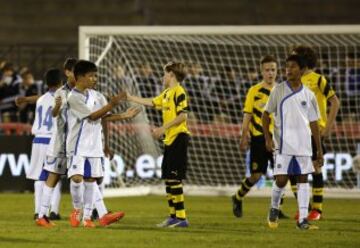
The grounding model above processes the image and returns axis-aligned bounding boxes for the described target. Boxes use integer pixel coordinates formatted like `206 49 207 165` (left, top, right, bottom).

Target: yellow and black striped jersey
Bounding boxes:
152 84 190 146
243 82 274 137
301 71 336 129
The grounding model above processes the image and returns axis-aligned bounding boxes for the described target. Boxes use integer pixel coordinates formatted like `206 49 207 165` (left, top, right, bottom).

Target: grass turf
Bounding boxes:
0 194 359 248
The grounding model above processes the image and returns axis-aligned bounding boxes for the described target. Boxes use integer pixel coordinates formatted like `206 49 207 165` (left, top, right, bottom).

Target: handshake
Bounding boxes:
109 91 128 106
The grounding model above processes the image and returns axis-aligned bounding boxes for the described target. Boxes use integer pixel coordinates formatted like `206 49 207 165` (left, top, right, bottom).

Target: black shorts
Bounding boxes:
311 136 327 161
161 133 190 180
249 135 274 174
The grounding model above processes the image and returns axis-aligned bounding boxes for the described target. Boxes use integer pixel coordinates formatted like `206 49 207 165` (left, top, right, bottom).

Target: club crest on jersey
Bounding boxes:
277 164 281 169
301 101 307 107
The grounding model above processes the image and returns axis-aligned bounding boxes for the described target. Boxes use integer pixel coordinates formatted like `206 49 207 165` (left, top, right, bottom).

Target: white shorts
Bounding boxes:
67 156 105 179
274 153 314 176
26 137 51 180
43 155 67 175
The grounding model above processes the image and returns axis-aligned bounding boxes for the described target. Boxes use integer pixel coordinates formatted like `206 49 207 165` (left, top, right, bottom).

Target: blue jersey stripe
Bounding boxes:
33 137 51 144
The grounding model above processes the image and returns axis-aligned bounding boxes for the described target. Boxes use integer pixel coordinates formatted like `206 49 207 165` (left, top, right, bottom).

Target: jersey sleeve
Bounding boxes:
308 93 320 122
68 93 92 120
318 76 336 99
243 87 255 114
175 88 189 114
264 86 278 114
152 90 165 109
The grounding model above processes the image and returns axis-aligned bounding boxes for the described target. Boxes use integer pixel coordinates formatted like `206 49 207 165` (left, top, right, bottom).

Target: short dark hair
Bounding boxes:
286 54 307 70
20 69 32 78
260 55 278 65
2 62 14 72
292 45 317 69
164 61 186 82
73 60 97 80
63 58 78 71
45 68 62 87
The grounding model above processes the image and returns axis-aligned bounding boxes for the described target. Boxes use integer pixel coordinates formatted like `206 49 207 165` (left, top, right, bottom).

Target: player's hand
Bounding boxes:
15 96 26 107
239 137 249 151
55 96 62 108
110 92 126 106
104 145 114 160
313 152 324 169
125 106 141 119
265 138 274 152
152 126 165 139
321 126 331 139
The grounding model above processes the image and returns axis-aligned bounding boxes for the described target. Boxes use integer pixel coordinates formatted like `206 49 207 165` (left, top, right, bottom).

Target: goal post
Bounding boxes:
79 25 360 197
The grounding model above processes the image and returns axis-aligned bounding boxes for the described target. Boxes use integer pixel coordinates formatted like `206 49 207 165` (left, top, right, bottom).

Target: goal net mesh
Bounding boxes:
82 28 360 193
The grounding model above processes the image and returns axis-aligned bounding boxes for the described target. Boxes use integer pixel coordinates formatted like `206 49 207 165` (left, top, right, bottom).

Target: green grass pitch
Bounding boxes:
0 194 359 248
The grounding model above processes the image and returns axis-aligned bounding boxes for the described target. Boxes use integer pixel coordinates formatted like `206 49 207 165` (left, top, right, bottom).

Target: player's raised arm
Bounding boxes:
15 95 40 107
102 106 141 122
126 92 154 107
81 92 125 121
52 96 62 117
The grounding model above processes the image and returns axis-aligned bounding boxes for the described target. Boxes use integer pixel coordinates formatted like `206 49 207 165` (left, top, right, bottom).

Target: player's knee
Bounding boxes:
313 167 322 174
46 173 60 187
297 175 308 183
275 176 287 188
84 178 96 183
71 175 83 183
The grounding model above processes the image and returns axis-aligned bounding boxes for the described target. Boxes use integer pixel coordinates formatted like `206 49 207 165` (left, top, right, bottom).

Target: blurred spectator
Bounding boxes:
239 67 258 111
16 70 39 123
343 53 360 120
183 63 214 123
136 63 159 98
345 53 360 96
211 66 242 124
135 63 161 125
0 62 22 122
111 64 133 92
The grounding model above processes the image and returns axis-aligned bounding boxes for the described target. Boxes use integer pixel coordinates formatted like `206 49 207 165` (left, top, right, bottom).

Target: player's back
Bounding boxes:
32 91 56 138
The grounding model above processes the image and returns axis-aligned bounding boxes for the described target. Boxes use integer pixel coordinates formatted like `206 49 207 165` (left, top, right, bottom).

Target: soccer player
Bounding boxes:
263 54 323 230
66 60 130 228
127 61 190 228
36 58 78 227
232 55 289 218
27 68 62 221
290 46 340 220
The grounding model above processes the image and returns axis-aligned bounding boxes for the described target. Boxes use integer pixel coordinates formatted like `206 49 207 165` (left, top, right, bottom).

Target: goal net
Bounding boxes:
79 26 360 197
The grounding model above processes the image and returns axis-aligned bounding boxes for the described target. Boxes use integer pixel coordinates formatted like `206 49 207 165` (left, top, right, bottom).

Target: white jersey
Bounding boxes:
66 88 108 157
265 81 320 156
32 91 56 138
47 83 72 157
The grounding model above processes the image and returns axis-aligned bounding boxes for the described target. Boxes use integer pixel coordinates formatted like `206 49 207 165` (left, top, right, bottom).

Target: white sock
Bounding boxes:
39 184 54 218
83 182 96 220
70 180 84 210
34 181 44 214
50 180 62 214
94 184 108 218
271 181 285 209
297 183 310 223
